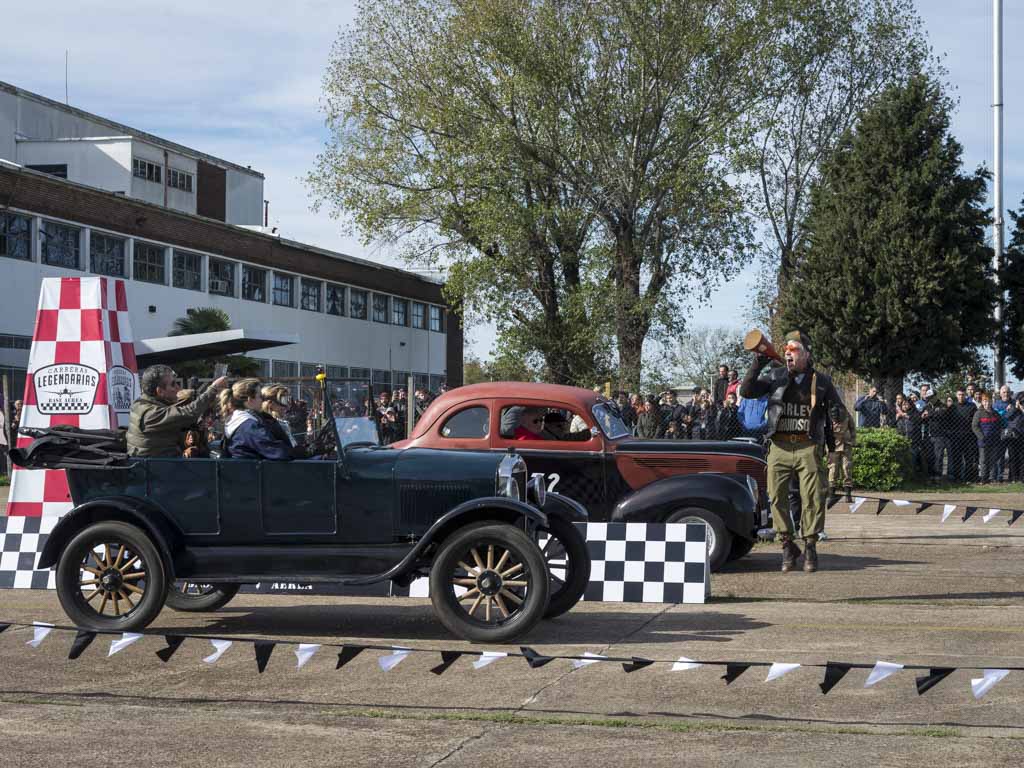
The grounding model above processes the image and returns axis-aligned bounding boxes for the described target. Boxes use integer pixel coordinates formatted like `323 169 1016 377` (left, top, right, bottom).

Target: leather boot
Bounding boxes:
844 486 853 504
803 538 818 572
826 486 840 508
781 537 802 572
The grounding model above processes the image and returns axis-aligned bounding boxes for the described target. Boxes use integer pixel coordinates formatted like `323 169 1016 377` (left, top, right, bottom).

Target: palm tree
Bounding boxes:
167 307 259 379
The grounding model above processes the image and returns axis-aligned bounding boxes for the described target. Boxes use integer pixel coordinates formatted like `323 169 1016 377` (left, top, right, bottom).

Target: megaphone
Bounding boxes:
743 329 782 363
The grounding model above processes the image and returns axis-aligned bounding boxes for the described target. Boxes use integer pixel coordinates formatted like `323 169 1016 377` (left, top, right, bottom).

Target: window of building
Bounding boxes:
372 293 389 323
208 258 236 296
391 297 409 326
350 367 370 382
40 220 81 269
133 242 167 284
350 289 368 320
172 250 203 291
167 168 194 193
440 407 489 439
414 373 430 393
272 359 300 400
372 369 392 390
132 158 162 184
0 333 33 350
250 358 271 378
411 302 426 330
1 213 32 261
392 371 411 391
273 273 295 307
326 365 348 380
301 279 322 312
326 284 345 316
429 305 445 333
242 265 267 302
26 164 68 179
90 233 126 277
429 374 445 392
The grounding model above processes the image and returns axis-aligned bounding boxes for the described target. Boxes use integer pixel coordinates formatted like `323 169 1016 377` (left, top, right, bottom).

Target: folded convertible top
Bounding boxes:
9 426 133 470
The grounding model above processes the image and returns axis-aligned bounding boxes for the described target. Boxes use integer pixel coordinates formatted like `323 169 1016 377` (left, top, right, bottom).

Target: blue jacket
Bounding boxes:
223 411 293 461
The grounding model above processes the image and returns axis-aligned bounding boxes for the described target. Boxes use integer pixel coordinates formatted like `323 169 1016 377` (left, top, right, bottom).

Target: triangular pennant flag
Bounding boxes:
572 652 606 670
295 643 320 670
156 635 185 663
1010 510 1024 527
983 508 1001 523
819 662 852 694
378 647 411 672
671 656 703 672
850 497 867 514
941 504 957 523
108 632 144 656
826 494 841 510
962 506 978 522
971 669 1010 699
0 623 10 635
721 664 750 684
336 645 363 669
622 657 655 673
68 630 97 660
864 661 903 687
916 667 955 695
473 651 507 670
203 639 232 664
27 622 54 648
875 499 887 516
254 641 275 674
891 499 912 507
765 662 801 682
520 647 555 669
916 504 931 515
430 651 463 675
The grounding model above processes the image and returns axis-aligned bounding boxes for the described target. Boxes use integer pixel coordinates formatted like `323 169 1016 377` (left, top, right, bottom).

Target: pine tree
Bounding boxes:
1002 198 1024 378
780 75 995 400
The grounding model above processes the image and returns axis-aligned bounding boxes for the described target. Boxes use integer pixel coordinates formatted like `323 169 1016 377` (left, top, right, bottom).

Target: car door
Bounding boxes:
490 398 613 518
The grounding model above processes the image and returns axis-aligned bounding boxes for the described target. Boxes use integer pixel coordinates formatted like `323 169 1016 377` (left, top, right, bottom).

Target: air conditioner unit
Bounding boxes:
210 279 228 293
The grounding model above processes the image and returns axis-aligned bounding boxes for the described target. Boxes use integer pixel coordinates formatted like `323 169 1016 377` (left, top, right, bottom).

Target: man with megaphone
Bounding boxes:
740 330 845 573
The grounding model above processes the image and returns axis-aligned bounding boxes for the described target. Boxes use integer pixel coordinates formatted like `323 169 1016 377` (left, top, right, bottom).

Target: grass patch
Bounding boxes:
0 474 9 487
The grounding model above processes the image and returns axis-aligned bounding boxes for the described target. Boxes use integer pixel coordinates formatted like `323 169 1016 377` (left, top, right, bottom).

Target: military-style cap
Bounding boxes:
784 330 811 350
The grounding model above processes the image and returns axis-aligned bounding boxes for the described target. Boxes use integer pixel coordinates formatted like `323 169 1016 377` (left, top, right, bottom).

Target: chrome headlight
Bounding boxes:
746 475 759 504
527 472 546 508
496 452 527 500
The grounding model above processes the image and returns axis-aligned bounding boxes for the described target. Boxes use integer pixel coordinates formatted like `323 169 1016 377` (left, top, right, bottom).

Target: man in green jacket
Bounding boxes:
127 365 228 457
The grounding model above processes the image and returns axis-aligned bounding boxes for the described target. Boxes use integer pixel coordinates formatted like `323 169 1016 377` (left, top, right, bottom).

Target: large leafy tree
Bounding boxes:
309 0 802 390
781 75 995 401
168 308 259 380
1002 198 1024 378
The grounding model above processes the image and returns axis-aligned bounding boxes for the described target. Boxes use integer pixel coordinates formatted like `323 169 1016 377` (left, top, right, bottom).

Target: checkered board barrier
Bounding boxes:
0 521 709 604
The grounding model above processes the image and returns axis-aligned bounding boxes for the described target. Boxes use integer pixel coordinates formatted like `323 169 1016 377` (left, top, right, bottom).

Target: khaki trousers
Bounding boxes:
828 450 853 488
768 439 826 539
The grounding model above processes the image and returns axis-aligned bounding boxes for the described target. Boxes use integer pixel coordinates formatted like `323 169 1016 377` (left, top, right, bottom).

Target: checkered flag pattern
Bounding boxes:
8 277 138 517
0 516 58 589
407 522 709 604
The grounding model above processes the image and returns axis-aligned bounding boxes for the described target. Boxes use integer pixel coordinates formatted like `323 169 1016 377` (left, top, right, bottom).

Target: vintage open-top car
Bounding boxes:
12 385 591 643
393 382 767 571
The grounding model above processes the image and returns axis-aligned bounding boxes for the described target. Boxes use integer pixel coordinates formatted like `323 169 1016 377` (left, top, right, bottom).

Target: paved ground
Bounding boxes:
2 496 1024 766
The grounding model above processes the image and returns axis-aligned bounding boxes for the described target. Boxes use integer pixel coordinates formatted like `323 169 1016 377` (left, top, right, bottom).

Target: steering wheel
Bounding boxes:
305 421 338 458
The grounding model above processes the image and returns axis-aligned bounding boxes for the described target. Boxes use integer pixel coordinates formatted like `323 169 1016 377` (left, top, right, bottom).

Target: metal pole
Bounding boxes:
994 0 1005 386
406 374 415 436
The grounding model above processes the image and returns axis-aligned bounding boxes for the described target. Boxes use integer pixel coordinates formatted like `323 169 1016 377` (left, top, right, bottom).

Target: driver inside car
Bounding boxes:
220 379 296 460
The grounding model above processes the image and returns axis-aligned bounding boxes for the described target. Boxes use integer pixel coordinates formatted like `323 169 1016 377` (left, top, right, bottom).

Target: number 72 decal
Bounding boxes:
545 473 560 493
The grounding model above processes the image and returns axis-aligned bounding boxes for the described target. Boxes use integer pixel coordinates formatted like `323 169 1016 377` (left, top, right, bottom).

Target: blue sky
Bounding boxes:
1 1 1020 365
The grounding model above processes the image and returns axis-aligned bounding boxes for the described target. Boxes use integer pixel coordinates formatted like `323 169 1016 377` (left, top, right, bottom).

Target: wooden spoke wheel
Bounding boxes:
429 523 549 643
56 521 167 631
165 581 240 613
539 517 590 619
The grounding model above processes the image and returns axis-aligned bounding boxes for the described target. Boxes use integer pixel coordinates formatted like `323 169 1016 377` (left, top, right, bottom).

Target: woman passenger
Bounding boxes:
261 384 297 448
220 379 293 460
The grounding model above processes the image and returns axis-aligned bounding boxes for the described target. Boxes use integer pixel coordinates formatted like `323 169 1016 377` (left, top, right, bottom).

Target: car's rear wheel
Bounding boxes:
56 521 167 631
540 517 590 619
165 582 240 612
728 536 755 562
665 507 732 572
429 523 549 643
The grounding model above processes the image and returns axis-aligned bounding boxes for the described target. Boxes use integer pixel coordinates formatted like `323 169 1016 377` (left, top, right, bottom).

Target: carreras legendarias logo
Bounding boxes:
33 363 100 415
108 365 137 413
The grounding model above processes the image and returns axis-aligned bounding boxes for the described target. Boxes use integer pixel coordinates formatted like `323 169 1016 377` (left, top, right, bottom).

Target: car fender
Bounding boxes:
540 491 589 525
37 496 182 574
611 473 756 538
346 497 548 585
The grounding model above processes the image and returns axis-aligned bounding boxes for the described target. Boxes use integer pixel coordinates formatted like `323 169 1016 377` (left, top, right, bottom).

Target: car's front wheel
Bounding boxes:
429 523 549 643
56 521 167 631
665 507 732 572
165 582 240 612
540 517 590 619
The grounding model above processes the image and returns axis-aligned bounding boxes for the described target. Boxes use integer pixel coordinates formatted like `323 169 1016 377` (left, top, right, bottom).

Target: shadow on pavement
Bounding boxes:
847 590 1024 602
720 552 922 574
152 606 771 645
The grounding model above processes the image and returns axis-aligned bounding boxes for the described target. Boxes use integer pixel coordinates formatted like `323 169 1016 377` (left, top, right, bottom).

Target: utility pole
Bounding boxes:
994 0 1005 386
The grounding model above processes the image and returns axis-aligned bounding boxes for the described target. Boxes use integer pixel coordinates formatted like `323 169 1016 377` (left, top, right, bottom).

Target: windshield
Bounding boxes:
333 416 380 447
592 402 631 440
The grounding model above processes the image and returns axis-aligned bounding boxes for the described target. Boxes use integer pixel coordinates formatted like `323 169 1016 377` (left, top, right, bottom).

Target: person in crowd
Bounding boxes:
895 393 926 476
716 392 742 440
656 390 683 439
854 386 888 428
966 382 978 404
740 330 844 573
726 369 741 403
261 384 298 448
827 404 856 503
693 398 715 440
513 408 547 440
928 395 955 479
953 388 979 482
377 390 400 445
635 395 661 439
392 388 409 440
1005 394 1024 482
713 364 729 408
220 378 293 461
127 366 228 458
616 391 637 431
0 398 7 476
973 391 1003 483
174 389 212 459
992 384 1014 480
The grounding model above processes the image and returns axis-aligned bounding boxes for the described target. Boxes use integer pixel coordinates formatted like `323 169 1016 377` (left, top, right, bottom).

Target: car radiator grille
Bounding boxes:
399 482 476 527
632 457 712 472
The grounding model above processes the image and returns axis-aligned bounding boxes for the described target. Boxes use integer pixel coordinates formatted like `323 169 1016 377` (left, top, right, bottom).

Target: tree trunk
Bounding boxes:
880 373 904 424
